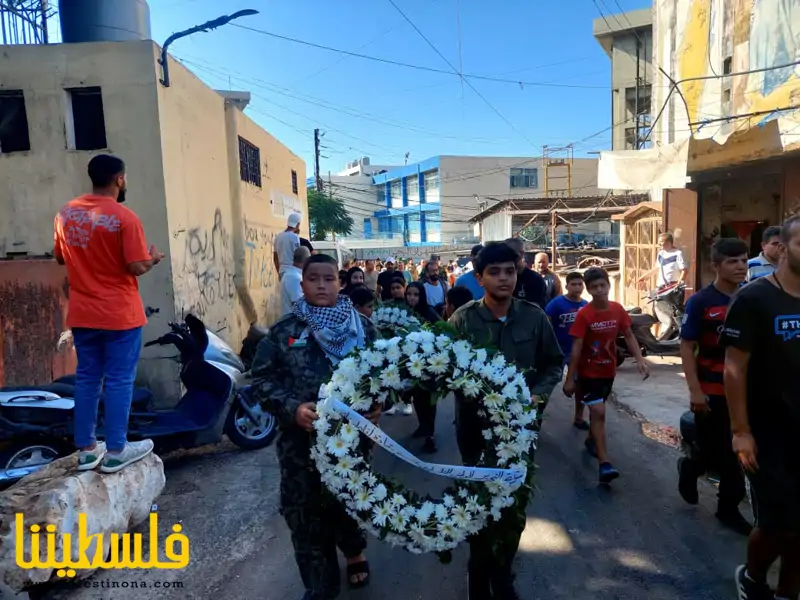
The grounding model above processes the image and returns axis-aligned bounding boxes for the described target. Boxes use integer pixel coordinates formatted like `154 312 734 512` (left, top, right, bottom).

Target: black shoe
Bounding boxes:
422 437 438 453
573 420 590 431
412 427 427 438
599 462 620 483
734 564 774 600
716 509 753 536
677 457 699 505
584 437 598 458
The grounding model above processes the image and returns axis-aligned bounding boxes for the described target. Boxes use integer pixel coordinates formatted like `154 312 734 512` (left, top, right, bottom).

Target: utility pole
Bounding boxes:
314 128 323 192
550 210 558 269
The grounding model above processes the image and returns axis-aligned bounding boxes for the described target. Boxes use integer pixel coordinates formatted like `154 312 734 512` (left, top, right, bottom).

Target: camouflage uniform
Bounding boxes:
251 314 378 600
448 298 563 598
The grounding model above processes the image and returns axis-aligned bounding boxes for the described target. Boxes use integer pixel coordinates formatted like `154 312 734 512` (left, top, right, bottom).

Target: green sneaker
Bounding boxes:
100 440 154 474
77 442 106 471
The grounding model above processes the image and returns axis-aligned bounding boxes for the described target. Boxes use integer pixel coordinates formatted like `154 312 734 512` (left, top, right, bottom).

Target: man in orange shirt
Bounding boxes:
54 154 164 474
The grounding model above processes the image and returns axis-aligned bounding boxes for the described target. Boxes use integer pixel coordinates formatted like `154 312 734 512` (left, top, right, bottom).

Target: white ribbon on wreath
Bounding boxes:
310 329 539 555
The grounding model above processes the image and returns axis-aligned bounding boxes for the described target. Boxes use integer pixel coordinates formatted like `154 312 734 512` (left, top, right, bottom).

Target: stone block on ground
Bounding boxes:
0 452 166 592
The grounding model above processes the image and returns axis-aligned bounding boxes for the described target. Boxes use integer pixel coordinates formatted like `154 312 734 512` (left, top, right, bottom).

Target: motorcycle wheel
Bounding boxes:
0 442 63 471
224 400 277 450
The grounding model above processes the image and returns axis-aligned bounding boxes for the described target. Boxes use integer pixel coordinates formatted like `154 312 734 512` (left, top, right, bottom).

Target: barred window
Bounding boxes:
239 137 262 187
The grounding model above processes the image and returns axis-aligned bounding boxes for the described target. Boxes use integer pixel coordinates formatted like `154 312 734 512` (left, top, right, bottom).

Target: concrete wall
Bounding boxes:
439 156 601 242
610 29 654 151
0 42 307 399
156 54 308 354
0 40 176 398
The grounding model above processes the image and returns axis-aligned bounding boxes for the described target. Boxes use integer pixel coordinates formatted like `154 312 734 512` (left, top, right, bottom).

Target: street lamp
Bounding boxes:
159 9 259 87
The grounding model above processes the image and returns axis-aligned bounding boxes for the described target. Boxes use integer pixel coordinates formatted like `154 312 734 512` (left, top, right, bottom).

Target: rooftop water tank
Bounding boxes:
59 0 151 43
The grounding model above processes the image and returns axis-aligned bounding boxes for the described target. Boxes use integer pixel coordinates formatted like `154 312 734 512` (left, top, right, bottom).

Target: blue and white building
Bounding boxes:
321 154 601 248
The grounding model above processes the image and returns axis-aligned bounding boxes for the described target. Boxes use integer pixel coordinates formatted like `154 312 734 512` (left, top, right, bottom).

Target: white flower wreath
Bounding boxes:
311 329 538 556
372 306 422 334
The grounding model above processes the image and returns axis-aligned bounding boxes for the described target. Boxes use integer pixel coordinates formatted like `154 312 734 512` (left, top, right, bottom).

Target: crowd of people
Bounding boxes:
52 154 798 600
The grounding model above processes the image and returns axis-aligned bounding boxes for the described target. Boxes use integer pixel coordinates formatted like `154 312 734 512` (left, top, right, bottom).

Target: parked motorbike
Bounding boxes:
616 282 688 364
0 315 276 485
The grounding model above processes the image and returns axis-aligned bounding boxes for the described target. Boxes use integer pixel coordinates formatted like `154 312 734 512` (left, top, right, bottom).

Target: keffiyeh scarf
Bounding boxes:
293 295 366 364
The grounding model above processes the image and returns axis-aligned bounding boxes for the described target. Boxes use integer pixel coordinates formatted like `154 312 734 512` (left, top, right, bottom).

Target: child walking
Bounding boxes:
545 271 589 430
564 267 650 483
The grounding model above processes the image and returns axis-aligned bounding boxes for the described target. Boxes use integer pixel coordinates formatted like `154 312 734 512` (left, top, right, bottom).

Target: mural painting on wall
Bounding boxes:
666 0 800 136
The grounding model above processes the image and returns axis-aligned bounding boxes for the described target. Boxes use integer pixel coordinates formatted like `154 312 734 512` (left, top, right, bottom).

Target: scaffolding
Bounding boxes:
542 145 573 197
0 0 52 45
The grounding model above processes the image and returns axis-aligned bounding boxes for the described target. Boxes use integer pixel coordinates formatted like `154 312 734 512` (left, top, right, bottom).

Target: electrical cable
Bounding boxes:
230 23 607 90
385 0 540 150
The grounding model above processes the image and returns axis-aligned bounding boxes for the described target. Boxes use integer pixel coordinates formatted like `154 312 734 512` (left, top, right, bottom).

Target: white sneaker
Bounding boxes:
100 440 154 474
77 442 106 471
385 405 398 415
402 404 413 416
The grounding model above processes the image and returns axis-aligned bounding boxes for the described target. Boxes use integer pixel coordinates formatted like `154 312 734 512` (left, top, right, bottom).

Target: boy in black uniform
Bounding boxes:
678 238 750 535
721 216 800 600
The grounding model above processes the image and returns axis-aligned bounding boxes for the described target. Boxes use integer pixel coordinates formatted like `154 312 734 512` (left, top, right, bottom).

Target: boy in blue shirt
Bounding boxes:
545 272 589 430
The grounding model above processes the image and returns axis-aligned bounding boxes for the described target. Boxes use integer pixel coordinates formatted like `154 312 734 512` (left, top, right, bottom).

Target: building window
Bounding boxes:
0 90 31 154
66 87 107 151
423 170 439 191
510 168 538 188
238 136 262 187
291 170 298 194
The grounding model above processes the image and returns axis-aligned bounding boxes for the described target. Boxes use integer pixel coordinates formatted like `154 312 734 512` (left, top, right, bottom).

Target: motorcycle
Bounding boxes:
0 315 276 485
616 282 688 364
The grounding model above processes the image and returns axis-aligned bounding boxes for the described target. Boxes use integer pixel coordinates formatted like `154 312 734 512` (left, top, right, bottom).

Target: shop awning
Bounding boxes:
598 117 800 191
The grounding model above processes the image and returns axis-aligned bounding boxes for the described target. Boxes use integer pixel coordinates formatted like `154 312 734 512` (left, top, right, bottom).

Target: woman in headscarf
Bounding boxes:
340 266 366 296
251 254 379 597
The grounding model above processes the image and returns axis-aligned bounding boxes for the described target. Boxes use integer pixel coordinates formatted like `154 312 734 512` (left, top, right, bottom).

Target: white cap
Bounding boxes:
385 257 396 264
287 212 302 227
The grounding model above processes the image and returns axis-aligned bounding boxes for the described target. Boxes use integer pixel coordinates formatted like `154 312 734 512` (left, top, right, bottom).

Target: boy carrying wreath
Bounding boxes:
251 254 382 600
449 241 564 600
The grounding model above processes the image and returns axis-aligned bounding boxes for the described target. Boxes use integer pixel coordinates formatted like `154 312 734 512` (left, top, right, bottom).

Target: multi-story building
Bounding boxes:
309 157 399 239
593 8 654 151
328 155 600 247
0 8 306 399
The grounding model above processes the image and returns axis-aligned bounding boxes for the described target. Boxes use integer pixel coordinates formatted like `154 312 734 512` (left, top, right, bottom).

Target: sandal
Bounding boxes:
346 560 370 589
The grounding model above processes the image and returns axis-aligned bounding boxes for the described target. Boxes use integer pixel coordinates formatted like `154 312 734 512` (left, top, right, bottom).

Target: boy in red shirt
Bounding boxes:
564 267 650 482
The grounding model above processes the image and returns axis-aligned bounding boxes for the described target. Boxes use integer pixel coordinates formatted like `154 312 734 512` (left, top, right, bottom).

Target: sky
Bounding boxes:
62 0 651 175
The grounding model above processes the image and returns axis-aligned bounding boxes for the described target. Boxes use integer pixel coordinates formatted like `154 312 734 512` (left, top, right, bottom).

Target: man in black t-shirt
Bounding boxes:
720 216 800 600
376 257 398 301
505 238 546 308
678 238 749 534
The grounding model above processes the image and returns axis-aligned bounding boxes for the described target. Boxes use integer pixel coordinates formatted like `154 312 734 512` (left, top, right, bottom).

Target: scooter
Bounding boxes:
0 315 276 485
616 283 688 364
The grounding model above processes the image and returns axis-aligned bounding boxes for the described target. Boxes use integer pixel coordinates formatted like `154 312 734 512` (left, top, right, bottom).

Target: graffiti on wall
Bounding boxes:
243 216 280 324
661 0 800 136
174 208 235 332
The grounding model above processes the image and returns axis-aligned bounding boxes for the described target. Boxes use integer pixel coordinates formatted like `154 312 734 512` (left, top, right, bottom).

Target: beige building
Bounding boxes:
0 40 307 400
593 8 654 151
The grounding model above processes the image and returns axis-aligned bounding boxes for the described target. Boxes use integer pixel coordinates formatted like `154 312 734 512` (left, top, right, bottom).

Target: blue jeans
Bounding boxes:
72 327 142 452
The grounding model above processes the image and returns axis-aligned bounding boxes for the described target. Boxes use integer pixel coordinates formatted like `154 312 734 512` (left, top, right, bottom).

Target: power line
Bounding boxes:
230 23 607 90
385 0 539 149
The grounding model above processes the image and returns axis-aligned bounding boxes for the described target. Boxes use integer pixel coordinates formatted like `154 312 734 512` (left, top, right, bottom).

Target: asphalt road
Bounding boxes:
41 389 747 600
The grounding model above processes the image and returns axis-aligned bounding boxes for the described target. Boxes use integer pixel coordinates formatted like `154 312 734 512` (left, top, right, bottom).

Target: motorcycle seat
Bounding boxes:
630 313 658 328
0 381 153 408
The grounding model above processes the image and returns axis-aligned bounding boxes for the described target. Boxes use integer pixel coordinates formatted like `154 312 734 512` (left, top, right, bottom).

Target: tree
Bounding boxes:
307 189 354 241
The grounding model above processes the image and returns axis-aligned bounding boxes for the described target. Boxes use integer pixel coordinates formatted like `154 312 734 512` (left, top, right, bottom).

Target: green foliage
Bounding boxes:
308 188 354 241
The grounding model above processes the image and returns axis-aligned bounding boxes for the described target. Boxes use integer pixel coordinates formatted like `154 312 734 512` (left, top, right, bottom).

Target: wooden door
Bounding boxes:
664 189 698 295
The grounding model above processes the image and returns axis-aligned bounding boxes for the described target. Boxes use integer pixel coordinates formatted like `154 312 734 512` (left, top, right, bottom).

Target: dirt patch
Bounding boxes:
609 391 682 449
